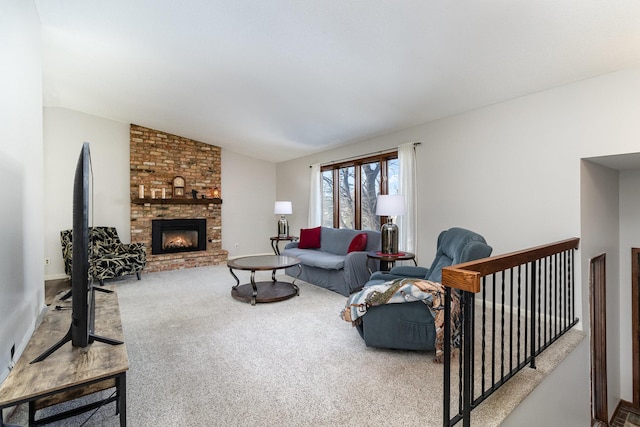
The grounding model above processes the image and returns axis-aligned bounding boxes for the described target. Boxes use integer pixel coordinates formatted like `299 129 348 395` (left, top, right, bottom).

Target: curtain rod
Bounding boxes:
310 142 421 168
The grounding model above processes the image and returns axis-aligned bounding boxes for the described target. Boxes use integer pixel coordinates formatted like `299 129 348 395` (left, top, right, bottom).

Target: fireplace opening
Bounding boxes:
152 219 207 255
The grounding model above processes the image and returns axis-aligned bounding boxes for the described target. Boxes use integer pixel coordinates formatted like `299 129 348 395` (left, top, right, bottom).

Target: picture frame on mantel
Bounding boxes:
172 176 185 197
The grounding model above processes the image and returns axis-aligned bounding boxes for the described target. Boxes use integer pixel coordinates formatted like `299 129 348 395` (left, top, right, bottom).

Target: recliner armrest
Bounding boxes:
367 265 429 283
388 265 430 278
368 272 404 282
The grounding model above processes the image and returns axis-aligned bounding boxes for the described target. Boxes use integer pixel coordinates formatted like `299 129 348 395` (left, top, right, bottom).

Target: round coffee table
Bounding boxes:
227 255 302 305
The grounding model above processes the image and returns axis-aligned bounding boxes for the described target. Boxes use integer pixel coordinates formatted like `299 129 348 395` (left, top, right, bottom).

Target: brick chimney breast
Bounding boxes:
130 124 227 272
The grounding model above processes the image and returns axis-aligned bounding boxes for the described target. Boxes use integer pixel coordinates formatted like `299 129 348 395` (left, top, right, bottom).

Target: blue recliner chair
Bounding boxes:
355 227 492 350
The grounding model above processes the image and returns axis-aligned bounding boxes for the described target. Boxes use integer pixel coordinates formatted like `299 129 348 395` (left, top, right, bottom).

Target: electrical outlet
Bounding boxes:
44 258 50 265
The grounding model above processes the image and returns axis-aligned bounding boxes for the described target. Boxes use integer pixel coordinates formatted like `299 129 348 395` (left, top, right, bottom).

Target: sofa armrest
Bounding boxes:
126 243 147 253
343 251 377 293
102 243 146 263
126 243 147 262
110 242 130 254
283 241 299 250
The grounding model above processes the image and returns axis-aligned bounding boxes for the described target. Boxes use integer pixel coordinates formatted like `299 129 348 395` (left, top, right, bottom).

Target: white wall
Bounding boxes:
276 141 394 241
42 108 278 277
0 0 45 383
277 67 640 424
282 67 640 256
619 169 640 401
580 160 621 419
7 1 640 418
502 339 591 426
221 149 276 258
43 108 130 279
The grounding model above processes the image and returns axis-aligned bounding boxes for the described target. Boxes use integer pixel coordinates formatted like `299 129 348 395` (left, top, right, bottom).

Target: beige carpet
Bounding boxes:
8 265 584 426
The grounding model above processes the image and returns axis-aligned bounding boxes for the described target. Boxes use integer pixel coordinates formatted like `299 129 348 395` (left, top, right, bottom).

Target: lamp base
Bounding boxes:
277 216 289 238
380 222 398 255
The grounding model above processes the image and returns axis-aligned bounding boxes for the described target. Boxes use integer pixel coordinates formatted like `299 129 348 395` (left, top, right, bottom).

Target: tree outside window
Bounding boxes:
321 153 398 230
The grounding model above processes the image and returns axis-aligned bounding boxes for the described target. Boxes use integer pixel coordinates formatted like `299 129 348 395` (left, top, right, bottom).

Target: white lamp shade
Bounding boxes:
274 201 293 215
375 195 405 216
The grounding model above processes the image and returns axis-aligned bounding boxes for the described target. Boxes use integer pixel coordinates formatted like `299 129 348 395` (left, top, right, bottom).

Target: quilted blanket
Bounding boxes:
340 278 461 362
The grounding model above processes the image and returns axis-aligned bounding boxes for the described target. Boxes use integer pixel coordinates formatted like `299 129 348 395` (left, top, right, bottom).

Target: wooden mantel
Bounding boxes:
131 198 222 205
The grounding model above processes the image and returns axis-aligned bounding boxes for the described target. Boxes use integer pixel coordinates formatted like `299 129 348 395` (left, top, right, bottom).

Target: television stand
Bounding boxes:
32 286 122 363
30 329 124 364
0 288 128 426
60 283 114 301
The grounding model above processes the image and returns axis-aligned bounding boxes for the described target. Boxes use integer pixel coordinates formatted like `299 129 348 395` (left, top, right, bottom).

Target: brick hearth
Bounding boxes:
129 124 227 272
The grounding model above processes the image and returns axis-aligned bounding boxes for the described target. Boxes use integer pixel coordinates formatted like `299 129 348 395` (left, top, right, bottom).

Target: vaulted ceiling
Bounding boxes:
34 1 640 162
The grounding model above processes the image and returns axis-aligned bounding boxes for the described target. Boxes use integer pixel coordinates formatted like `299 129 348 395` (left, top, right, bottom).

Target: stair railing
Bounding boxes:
441 237 580 427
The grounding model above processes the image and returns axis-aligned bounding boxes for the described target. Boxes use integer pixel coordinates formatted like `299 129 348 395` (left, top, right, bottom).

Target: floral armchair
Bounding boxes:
60 226 147 285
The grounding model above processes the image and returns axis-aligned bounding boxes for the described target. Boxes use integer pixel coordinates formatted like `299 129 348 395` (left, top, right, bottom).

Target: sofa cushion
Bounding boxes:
299 226 321 249
320 227 358 255
279 247 309 257
348 233 368 253
296 251 345 270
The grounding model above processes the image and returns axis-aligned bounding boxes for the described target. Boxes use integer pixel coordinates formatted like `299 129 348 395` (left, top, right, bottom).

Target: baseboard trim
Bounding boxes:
44 273 69 281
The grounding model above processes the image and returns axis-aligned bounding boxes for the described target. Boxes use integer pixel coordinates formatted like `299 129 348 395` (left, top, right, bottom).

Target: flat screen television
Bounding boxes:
71 141 91 347
32 142 120 363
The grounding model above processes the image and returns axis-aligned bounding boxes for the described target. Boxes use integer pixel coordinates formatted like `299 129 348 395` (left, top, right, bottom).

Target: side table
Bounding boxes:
367 251 417 274
270 236 298 255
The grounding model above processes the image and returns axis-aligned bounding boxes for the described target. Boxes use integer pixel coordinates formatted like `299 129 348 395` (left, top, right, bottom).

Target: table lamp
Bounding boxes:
274 201 292 238
376 195 405 255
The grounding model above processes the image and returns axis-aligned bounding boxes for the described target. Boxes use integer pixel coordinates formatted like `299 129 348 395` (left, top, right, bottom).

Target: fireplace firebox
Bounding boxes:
152 219 207 255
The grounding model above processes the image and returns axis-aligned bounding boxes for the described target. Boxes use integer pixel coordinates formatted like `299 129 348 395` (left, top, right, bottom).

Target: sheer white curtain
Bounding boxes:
308 163 322 227
398 142 417 254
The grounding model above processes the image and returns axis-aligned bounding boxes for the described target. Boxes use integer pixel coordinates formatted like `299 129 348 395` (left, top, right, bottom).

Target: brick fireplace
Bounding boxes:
151 218 207 255
130 124 228 272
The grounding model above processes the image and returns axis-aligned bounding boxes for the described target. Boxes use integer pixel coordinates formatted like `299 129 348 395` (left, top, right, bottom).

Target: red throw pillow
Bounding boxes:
347 233 368 253
298 226 321 249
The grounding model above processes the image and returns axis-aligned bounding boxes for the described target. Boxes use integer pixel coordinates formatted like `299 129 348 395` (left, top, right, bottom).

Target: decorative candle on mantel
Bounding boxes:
151 189 156 199
138 184 144 199
162 188 166 199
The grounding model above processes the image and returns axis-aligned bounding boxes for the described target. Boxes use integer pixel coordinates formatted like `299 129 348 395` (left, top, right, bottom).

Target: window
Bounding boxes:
321 152 399 230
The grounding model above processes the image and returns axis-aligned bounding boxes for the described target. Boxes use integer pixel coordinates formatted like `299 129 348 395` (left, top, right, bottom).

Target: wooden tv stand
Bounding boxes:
0 288 128 426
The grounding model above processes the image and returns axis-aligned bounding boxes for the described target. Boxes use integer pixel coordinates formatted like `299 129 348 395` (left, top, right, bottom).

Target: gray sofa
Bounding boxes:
281 227 381 296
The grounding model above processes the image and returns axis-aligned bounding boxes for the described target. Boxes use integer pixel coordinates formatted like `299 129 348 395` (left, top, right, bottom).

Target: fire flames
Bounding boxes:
164 236 193 249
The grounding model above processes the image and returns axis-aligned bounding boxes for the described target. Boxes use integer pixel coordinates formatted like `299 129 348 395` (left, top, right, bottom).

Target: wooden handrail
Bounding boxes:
442 237 580 293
